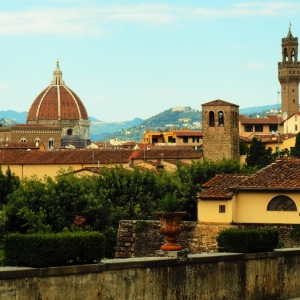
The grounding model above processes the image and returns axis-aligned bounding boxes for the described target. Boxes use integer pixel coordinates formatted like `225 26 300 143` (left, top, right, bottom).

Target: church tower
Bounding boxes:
278 24 300 118
202 99 239 161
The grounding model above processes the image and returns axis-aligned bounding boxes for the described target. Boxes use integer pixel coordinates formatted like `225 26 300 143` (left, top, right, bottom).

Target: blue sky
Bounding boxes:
0 1 300 122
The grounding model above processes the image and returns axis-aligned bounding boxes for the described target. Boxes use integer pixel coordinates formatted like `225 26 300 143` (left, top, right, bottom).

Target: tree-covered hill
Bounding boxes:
97 107 202 142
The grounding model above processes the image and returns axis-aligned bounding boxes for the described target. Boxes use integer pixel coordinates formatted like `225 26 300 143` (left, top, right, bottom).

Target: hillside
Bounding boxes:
0 103 279 143
98 107 202 142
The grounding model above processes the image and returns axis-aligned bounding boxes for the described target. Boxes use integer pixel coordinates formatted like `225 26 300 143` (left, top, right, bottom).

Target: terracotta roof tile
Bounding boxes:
199 174 248 199
239 115 282 125
199 158 300 200
202 99 239 107
237 158 300 189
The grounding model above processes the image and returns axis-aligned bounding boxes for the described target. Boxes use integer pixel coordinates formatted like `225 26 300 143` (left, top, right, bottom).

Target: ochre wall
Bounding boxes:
235 191 300 224
3 163 128 179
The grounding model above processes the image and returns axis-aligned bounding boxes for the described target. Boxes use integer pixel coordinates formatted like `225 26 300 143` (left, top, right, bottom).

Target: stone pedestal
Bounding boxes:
155 248 188 259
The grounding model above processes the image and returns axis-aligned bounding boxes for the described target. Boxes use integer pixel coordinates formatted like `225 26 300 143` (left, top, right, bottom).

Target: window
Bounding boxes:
67 129 73 136
168 136 173 143
192 137 200 143
218 111 224 127
269 125 278 132
295 125 298 131
267 195 297 211
48 139 54 149
183 137 188 143
219 205 226 213
255 125 263 132
244 125 253 132
209 111 215 127
20 138 26 143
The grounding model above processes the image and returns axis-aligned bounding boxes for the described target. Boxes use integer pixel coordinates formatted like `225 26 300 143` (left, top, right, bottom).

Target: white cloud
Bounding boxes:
245 62 266 69
0 2 299 36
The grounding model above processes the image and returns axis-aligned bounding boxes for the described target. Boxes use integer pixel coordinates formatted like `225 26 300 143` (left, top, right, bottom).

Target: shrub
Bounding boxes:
4 231 105 267
216 228 279 253
158 192 182 212
289 225 300 241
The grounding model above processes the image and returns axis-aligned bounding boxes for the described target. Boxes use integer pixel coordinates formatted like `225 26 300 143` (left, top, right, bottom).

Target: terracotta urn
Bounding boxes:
156 211 186 251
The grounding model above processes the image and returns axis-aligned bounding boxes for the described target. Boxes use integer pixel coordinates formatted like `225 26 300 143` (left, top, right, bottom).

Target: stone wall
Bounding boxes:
1 249 300 299
115 220 299 258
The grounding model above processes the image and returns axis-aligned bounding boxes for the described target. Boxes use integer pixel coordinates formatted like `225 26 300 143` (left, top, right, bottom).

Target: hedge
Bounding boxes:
4 231 106 268
216 228 279 253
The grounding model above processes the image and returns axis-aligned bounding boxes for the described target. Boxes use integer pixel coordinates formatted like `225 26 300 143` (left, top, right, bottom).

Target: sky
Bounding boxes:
0 1 300 122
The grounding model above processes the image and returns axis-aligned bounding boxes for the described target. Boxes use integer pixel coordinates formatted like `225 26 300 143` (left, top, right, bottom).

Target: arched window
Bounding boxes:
283 48 288 62
292 48 295 62
20 138 26 143
48 139 54 149
267 195 297 211
218 111 224 127
209 111 215 127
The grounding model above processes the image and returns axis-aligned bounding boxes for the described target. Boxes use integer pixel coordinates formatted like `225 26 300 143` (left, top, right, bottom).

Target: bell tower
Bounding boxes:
202 99 239 161
278 24 300 118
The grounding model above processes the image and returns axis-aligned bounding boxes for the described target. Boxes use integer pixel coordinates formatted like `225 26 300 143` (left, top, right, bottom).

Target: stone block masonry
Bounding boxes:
1 250 300 299
115 220 300 258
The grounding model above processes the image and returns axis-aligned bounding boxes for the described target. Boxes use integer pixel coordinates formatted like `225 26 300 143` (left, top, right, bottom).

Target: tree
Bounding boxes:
291 132 300 158
246 137 275 169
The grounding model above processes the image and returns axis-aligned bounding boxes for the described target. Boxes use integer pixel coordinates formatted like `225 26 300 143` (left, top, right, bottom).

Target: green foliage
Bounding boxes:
158 192 182 212
0 166 20 206
291 132 300 158
217 228 279 253
289 225 300 241
1 159 252 258
239 142 248 155
246 137 276 169
4 231 105 267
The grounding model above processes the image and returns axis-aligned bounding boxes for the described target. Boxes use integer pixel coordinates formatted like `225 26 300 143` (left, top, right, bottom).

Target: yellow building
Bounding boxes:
239 115 283 137
142 128 203 149
0 148 202 179
198 158 300 224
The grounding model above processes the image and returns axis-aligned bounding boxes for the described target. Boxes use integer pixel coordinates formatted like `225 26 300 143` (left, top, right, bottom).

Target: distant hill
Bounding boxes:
0 104 279 143
240 104 279 117
90 118 144 141
97 107 202 142
0 110 27 124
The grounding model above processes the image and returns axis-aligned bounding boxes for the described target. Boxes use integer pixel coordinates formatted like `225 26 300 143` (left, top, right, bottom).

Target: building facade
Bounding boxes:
202 99 239 161
278 24 300 118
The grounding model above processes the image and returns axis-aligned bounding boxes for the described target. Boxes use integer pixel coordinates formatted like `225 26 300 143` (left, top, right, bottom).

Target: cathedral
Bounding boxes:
0 61 90 149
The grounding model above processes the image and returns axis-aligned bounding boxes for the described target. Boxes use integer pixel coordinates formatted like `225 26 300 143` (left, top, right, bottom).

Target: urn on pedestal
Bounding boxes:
156 192 186 251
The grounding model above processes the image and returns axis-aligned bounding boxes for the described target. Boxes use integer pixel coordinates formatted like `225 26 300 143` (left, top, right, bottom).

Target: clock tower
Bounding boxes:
278 24 300 118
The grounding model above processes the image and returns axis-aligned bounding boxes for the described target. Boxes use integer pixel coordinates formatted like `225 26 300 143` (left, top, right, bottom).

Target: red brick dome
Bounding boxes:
27 61 88 124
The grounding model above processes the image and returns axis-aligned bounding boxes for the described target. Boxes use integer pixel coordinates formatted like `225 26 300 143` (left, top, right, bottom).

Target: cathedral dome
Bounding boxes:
27 61 88 124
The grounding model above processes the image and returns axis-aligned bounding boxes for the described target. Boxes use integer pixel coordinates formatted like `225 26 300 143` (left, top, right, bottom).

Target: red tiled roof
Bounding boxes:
27 85 88 122
237 158 300 189
0 149 131 165
284 111 300 121
202 99 239 107
174 131 203 137
239 115 282 125
133 149 202 160
247 133 296 143
0 148 202 165
199 174 248 199
198 158 300 200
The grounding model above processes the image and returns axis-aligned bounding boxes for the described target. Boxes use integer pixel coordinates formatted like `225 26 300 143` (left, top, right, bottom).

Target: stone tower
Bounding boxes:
202 99 239 161
278 24 300 119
